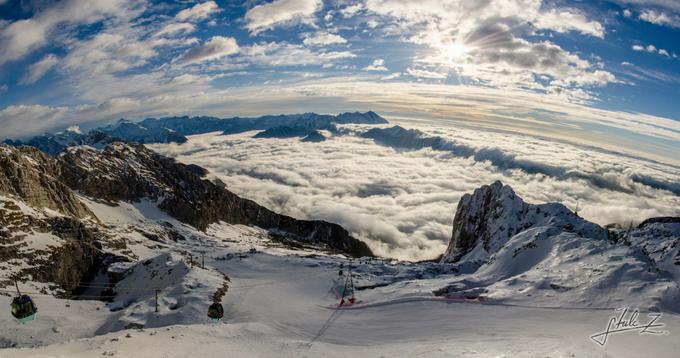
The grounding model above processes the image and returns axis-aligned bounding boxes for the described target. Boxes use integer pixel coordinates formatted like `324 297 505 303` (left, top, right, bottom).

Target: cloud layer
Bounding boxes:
151 122 680 261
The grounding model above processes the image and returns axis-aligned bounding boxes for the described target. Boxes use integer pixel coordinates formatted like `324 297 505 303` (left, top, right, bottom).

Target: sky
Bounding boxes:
0 0 679 162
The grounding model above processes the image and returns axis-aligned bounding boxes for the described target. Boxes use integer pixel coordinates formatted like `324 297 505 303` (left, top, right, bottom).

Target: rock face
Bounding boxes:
440 181 608 263
0 145 102 294
0 145 93 218
59 142 373 257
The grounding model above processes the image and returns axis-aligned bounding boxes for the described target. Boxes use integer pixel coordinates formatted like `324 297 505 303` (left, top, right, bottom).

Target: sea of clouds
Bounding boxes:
150 123 680 261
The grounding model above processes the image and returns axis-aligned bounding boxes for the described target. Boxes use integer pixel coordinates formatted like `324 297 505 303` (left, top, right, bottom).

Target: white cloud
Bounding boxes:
176 36 239 64
632 43 672 57
533 8 605 38
623 9 632 17
0 104 70 138
0 0 135 65
19 54 59 85
154 23 196 38
302 32 347 46
340 4 365 18
0 84 7 92
407 68 447 79
175 1 220 22
381 72 401 80
241 42 355 66
363 58 388 71
638 9 680 28
62 33 158 76
245 0 322 35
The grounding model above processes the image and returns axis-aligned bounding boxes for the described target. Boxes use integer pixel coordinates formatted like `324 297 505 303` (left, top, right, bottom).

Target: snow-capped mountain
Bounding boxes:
441 180 608 264
99 119 188 145
436 180 680 312
139 111 387 136
4 111 388 156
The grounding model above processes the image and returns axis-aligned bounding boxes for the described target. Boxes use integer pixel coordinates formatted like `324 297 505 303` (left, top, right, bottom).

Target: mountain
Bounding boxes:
300 130 327 142
440 180 608 264
57 142 372 257
140 111 386 136
4 121 186 156
0 140 372 297
253 126 312 139
99 119 188 145
436 180 680 311
3 130 117 156
0 145 102 294
5 111 388 156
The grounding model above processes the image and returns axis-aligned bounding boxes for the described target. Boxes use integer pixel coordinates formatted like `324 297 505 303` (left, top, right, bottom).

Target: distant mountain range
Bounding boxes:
4 111 387 156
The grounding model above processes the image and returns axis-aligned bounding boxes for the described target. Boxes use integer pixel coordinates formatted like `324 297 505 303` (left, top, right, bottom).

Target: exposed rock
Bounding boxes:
0 145 94 218
638 216 680 229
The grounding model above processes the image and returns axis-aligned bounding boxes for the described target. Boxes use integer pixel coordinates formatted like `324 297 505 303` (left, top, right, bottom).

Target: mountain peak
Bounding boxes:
440 181 607 263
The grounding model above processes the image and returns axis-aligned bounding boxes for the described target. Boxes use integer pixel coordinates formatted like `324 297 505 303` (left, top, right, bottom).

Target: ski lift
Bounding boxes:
10 282 37 324
207 301 224 321
339 262 357 306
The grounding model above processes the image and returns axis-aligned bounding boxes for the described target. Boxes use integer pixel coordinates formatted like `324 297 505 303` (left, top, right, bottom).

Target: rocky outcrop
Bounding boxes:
440 181 608 263
0 145 94 218
59 142 373 257
301 130 327 142
0 195 102 296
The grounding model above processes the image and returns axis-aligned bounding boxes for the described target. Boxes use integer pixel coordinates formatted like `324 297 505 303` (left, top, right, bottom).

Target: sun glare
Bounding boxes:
441 42 469 63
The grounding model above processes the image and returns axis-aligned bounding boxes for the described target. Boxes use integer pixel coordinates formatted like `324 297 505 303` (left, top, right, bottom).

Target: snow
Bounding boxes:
2 188 679 356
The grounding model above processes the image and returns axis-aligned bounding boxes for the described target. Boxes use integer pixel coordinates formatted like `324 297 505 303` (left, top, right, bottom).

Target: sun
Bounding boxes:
440 42 469 63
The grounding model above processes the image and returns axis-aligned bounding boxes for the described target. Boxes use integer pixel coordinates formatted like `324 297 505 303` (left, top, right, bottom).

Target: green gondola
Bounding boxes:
11 294 38 324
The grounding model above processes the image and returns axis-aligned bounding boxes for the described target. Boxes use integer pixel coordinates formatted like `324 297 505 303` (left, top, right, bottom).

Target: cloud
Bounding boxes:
302 31 347 46
532 8 605 38
0 104 70 138
632 43 673 57
407 68 447 79
363 58 388 71
176 36 239 64
364 1 614 102
245 0 322 35
340 4 365 18
154 23 196 38
241 42 355 66
175 1 220 22
638 9 680 28
19 54 59 85
150 123 680 261
62 32 158 76
0 0 135 65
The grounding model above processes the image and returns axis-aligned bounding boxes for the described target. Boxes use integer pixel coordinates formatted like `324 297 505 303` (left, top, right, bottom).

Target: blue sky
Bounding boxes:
0 0 679 161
